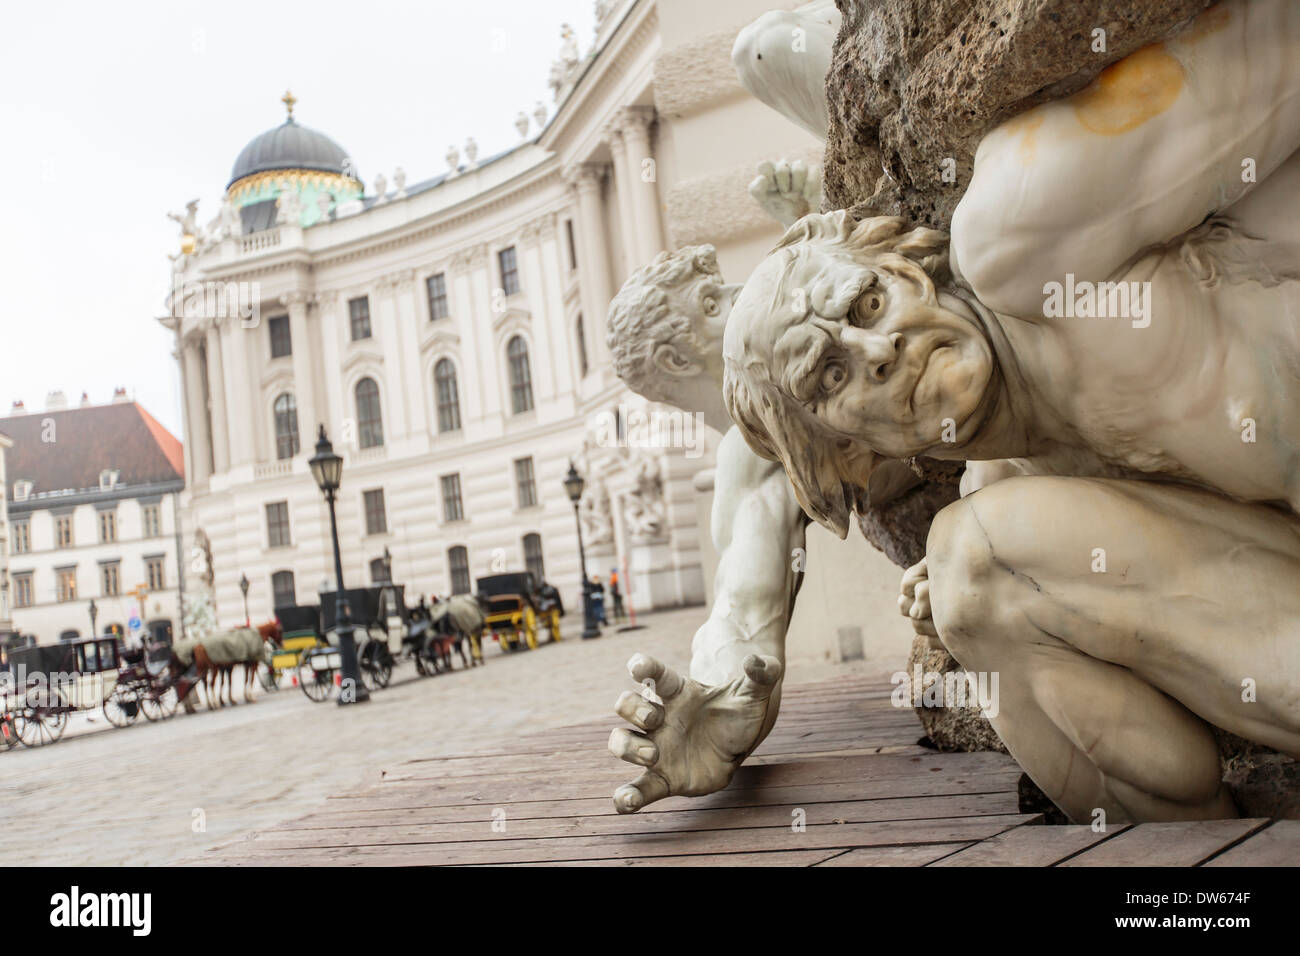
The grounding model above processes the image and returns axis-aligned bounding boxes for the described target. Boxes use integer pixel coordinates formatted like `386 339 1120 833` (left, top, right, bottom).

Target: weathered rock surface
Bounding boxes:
906 633 1007 755
823 0 1214 227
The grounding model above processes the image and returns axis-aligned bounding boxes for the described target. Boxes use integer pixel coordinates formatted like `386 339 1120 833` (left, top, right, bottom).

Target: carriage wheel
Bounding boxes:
141 685 178 722
359 643 392 691
298 652 336 702
103 685 141 728
523 607 538 650
257 661 279 693
15 686 69 747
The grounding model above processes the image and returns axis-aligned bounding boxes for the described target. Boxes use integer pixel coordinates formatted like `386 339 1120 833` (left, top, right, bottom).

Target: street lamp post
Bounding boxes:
239 573 250 627
88 598 98 638
308 425 369 704
563 461 601 640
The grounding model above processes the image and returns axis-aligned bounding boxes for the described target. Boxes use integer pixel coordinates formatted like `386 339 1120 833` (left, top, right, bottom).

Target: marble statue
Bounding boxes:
719 0 1300 822
533 100 547 130
392 167 407 199
445 144 460 177
622 456 667 540
167 199 200 253
372 172 388 203
515 111 530 139
275 189 300 224
463 138 478 169
579 479 615 547
602 156 917 812
732 0 841 139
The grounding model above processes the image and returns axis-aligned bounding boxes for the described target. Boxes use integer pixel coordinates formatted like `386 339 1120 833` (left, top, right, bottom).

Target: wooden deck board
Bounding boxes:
190 674 1296 867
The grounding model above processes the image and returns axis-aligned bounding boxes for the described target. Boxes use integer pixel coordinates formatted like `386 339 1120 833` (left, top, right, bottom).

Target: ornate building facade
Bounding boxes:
158 0 828 628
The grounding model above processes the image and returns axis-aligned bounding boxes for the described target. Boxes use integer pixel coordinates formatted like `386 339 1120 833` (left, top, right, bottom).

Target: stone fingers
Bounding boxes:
615 689 664 731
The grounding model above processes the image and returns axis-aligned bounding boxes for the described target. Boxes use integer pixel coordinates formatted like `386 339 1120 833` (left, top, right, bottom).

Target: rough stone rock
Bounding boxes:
1214 728 1300 819
823 0 1214 228
906 632 1007 754
857 461 961 568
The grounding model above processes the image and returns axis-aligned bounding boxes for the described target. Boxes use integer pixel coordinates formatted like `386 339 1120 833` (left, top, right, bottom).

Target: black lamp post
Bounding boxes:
563 461 601 640
308 425 369 704
88 598 98 637
239 573 250 626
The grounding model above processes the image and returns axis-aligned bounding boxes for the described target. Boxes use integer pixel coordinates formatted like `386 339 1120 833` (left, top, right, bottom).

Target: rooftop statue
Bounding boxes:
721 0 1300 822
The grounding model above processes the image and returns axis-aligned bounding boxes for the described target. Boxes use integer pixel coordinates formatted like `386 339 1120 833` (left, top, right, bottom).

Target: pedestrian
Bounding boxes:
590 575 607 625
609 568 626 623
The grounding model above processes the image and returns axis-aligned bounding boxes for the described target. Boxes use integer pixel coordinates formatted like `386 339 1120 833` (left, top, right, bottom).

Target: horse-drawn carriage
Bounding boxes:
475 572 563 652
0 635 178 748
273 585 480 700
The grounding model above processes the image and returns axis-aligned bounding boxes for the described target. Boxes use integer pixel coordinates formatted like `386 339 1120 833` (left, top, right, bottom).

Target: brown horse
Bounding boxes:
174 621 282 710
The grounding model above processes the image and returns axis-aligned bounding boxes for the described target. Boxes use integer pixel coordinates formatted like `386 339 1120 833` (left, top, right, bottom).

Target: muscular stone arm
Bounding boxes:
689 427 807 719
951 0 1300 318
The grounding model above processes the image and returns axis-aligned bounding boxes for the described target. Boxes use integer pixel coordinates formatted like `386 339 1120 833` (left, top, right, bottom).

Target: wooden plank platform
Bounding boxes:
191 674 1298 866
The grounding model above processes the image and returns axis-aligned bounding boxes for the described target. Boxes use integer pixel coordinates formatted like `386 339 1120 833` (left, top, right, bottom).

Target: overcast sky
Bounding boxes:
0 0 597 437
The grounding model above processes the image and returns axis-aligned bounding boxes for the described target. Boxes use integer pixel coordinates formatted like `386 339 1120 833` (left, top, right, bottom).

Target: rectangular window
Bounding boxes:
498 246 520 296
440 474 464 523
266 501 291 548
98 509 117 543
55 515 73 549
101 562 121 597
146 557 165 591
57 568 77 603
349 296 372 340
426 272 449 320
448 546 470 595
142 504 161 538
514 456 537 509
363 488 387 535
269 314 292 358
523 533 545 582
12 520 29 554
565 220 577 271
272 570 296 609
13 573 33 608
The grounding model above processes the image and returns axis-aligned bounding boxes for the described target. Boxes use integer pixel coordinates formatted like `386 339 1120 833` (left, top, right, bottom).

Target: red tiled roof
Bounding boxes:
0 403 184 500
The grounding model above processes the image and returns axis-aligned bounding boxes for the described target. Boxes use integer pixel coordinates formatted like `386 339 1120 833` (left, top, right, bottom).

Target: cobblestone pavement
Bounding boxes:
2 608 889 866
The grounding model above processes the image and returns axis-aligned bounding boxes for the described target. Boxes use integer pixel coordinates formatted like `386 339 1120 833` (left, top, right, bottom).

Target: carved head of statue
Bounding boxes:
607 244 741 408
723 211 994 536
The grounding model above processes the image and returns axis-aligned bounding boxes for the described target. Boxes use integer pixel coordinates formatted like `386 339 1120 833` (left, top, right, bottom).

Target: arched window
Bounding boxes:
575 314 589 378
271 570 296 609
434 358 462 433
523 533 545 582
448 546 470 594
507 336 534 414
273 393 300 459
355 377 384 448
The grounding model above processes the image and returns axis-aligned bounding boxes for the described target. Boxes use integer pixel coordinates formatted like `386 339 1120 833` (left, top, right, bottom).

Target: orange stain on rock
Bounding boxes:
1072 44 1184 136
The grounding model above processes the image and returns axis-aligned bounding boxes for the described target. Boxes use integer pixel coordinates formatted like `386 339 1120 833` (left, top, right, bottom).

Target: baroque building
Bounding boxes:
159 0 825 627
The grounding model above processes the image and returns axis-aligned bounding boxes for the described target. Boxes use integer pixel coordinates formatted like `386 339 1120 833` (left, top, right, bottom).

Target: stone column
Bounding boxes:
220 317 255 467
391 271 429 438
564 163 614 367
373 274 410 440
180 336 211 484
282 292 319 438
601 122 639 277
204 321 231 475
616 106 666 264
313 290 343 435
449 245 489 423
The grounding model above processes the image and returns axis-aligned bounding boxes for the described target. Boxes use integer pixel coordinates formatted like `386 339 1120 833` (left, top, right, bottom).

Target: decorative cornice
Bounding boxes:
341 346 385 374
312 290 340 308
419 324 462 355
279 291 310 309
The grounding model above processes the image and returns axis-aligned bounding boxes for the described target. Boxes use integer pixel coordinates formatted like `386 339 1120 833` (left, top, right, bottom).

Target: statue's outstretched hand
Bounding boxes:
899 557 941 646
749 158 821 228
609 652 782 813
